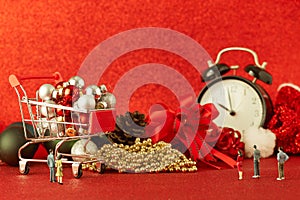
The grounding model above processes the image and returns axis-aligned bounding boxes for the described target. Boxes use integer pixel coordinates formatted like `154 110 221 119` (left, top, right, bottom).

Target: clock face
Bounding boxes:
198 77 266 136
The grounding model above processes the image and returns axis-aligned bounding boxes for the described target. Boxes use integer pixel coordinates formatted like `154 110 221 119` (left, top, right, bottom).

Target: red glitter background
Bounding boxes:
1 0 300 131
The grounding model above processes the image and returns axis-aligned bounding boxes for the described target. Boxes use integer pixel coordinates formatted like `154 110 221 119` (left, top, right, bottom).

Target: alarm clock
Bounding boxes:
197 47 273 136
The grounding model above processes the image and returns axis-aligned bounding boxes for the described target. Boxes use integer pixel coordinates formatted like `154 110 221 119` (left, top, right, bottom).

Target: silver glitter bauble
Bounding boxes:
68 76 85 89
39 117 64 136
99 84 107 93
71 139 98 162
85 85 101 96
99 93 116 108
38 84 55 100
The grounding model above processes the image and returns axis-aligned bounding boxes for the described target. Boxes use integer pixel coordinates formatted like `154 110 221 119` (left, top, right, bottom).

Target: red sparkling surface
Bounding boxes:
0 0 300 132
268 85 300 154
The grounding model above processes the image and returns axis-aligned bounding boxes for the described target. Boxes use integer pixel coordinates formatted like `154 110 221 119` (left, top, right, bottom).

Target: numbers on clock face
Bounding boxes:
199 78 264 134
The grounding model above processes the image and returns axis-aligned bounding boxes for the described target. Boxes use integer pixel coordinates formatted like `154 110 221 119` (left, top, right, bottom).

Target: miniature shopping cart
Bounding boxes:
9 72 116 178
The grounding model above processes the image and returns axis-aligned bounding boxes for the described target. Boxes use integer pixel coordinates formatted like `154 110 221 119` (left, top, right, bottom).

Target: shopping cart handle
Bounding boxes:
52 72 63 83
9 72 63 87
9 74 20 87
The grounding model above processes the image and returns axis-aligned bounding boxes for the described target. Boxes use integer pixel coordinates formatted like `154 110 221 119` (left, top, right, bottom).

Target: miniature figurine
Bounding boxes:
55 153 63 185
252 145 261 178
236 150 243 180
277 147 289 180
47 149 55 183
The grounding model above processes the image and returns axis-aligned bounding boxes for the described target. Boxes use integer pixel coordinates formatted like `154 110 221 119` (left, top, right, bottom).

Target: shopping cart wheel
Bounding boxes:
72 162 83 179
19 160 30 175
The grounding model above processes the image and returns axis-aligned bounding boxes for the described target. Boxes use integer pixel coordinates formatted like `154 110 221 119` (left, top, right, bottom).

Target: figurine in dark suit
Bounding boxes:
47 149 55 182
252 145 261 178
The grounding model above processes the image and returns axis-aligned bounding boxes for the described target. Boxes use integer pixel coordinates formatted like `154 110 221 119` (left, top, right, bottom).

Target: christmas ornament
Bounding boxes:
76 94 96 110
54 85 80 107
66 127 77 137
63 85 80 103
243 127 276 158
71 139 98 162
85 85 101 98
99 84 107 93
55 84 80 122
68 76 85 89
95 138 197 173
98 84 116 108
52 82 69 103
95 101 107 109
43 139 78 155
38 84 55 100
99 93 116 108
106 111 147 145
7 122 35 133
0 125 39 166
37 118 64 137
40 100 56 118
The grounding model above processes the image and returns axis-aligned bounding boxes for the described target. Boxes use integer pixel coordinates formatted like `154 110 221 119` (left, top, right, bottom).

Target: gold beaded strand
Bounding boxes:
87 138 197 173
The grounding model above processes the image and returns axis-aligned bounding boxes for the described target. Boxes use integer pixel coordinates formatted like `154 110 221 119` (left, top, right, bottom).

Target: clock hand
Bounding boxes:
227 88 233 112
217 103 230 112
217 103 236 116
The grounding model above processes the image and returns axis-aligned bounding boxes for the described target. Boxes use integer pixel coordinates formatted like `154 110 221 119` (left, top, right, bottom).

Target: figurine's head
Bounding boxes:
49 149 53 154
56 153 62 160
253 145 257 149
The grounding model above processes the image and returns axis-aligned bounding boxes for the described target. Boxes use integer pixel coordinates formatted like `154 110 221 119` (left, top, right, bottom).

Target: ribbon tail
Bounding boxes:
199 159 222 170
210 148 236 168
194 135 216 162
189 141 200 160
189 141 221 169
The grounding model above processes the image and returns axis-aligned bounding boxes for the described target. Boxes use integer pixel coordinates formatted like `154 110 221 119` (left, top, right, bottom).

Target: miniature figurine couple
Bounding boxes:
47 149 63 185
235 146 260 180
236 145 289 180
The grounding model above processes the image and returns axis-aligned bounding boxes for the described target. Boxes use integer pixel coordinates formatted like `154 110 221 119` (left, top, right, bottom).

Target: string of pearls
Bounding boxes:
88 138 197 173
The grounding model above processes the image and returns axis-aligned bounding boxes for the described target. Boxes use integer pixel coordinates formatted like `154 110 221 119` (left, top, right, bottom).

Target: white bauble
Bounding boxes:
49 118 65 136
77 95 96 110
71 139 98 162
37 117 64 136
40 100 56 118
38 84 55 100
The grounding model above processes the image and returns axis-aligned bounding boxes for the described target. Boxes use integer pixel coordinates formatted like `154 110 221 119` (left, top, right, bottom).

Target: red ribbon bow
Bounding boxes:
145 98 237 169
216 127 245 158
